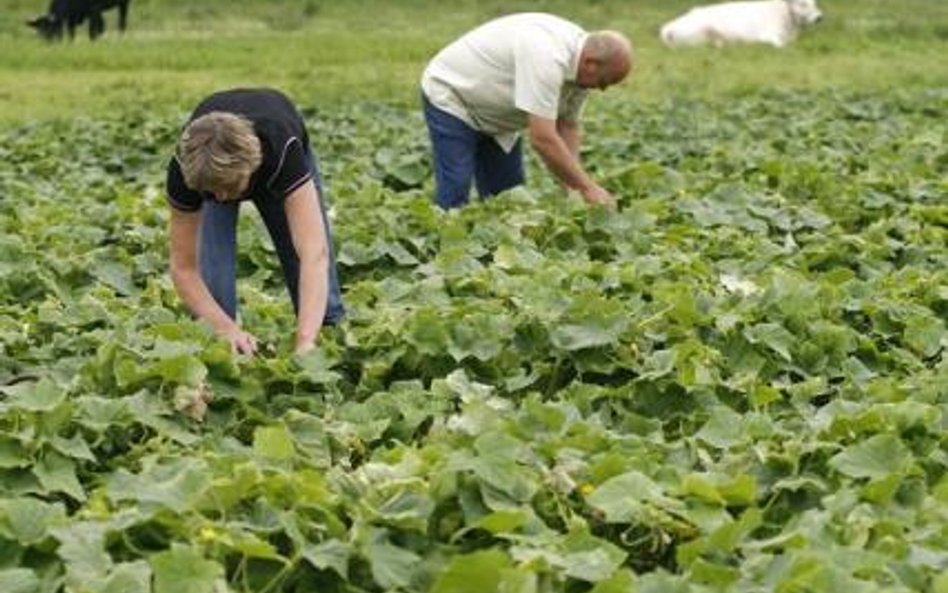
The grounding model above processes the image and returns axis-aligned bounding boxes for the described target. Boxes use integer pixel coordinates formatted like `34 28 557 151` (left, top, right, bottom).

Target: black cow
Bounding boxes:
28 0 131 41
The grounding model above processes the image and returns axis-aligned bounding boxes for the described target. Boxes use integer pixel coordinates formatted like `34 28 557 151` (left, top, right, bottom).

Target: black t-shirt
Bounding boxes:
166 88 312 212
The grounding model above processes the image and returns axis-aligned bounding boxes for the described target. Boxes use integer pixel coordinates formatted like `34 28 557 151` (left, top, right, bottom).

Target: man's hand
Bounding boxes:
528 116 617 212
581 184 617 210
221 327 258 355
294 338 315 356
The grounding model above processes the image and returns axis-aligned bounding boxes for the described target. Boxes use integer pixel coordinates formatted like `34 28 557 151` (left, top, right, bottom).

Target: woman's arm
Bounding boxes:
168 208 257 354
283 180 330 354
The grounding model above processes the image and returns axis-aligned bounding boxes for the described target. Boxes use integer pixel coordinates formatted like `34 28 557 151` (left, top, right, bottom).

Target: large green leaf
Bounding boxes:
0 569 40 593
0 497 66 544
0 437 30 469
430 549 512 593
365 537 420 590
560 531 627 582
253 425 296 460
50 434 96 462
695 407 747 449
586 471 682 523
829 434 912 480
589 570 638 593
550 296 629 351
33 453 85 501
743 323 796 362
100 561 152 593
903 313 945 358
0 378 65 412
294 348 342 385
51 522 112 585
150 545 223 593
105 458 210 513
302 539 350 579
405 308 451 355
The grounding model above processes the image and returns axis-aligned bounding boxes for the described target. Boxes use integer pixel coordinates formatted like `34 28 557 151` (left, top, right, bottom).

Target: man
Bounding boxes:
421 12 633 210
165 88 344 356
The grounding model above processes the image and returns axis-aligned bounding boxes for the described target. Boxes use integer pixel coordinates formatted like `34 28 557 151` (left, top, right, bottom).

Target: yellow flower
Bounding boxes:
580 483 595 496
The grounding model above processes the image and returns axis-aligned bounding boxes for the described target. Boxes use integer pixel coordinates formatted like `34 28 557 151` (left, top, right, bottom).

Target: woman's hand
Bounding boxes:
222 327 258 355
285 180 330 356
169 208 259 355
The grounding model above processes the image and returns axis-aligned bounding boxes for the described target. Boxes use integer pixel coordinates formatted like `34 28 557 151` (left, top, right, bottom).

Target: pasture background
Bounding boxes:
0 0 946 123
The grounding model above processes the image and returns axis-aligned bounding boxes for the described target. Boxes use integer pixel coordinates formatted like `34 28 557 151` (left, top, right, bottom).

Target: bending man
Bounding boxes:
421 12 633 209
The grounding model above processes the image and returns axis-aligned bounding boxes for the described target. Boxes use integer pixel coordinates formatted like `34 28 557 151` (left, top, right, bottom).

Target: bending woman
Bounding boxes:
165 88 344 355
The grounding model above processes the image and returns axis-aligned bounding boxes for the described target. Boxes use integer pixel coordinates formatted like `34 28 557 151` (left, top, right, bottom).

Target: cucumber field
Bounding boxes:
0 1 946 592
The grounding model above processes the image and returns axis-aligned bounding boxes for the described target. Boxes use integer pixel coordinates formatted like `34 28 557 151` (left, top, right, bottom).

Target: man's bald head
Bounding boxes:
577 31 633 90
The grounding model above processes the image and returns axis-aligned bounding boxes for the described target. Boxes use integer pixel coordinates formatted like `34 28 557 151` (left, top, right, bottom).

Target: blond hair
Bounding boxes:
176 111 262 193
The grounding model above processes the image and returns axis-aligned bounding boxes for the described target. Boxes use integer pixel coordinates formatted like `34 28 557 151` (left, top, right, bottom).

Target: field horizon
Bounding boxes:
1 0 946 123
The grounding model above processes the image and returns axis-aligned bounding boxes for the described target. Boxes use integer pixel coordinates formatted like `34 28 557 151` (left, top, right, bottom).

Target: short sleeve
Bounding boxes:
165 157 203 212
267 137 312 198
512 35 565 120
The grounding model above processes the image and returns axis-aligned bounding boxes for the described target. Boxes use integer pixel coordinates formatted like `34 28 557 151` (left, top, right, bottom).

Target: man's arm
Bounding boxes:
168 208 257 354
527 115 614 208
284 180 330 355
557 118 582 160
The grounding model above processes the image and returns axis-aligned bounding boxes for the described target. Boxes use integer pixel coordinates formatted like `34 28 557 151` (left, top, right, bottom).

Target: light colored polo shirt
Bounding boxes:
421 13 590 152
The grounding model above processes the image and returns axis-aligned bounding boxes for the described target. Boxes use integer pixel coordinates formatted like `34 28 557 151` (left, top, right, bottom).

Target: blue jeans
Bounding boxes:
198 149 345 324
422 94 524 209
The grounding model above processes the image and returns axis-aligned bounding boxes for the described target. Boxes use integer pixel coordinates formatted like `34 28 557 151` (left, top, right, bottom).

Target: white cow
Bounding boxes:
660 0 823 48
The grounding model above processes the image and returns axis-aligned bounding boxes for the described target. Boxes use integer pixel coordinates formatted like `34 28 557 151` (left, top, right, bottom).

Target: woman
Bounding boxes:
165 88 344 355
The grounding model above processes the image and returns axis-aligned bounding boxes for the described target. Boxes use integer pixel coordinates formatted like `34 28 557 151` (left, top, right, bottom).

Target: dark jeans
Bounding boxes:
422 94 524 209
198 150 345 324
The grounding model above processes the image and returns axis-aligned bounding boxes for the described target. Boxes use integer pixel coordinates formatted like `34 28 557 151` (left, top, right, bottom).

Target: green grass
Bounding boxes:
1 0 946 123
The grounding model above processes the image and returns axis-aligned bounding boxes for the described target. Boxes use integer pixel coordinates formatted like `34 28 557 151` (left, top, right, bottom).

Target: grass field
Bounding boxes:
1 0 946 123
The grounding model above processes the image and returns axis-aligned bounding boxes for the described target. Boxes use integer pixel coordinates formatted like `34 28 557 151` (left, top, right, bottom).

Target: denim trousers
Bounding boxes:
198 149 345 324
422 94 524 209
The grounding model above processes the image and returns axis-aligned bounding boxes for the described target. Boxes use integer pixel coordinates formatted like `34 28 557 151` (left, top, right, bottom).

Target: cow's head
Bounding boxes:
27 14 63 40
785 0 823 27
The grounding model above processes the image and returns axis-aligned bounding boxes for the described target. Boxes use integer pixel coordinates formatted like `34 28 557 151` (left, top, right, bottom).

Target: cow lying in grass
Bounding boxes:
660 0 822 48
28 0 131 41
